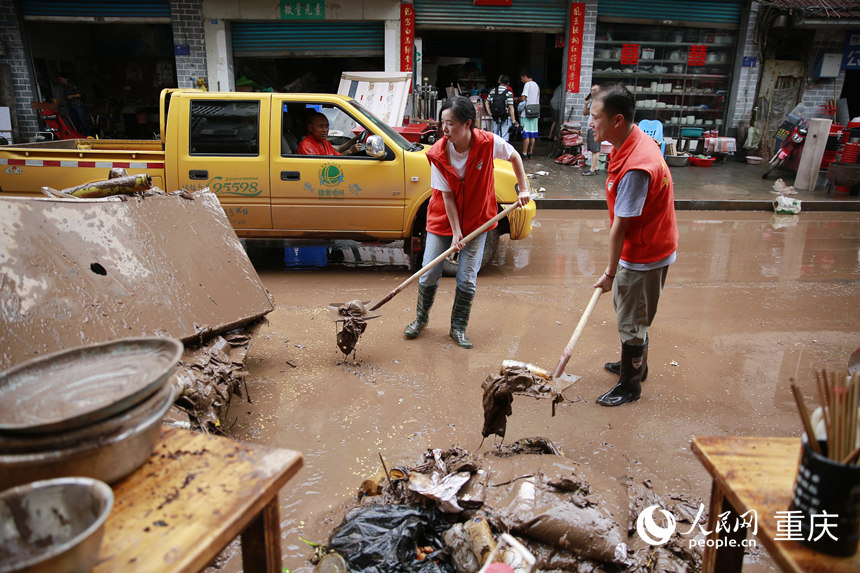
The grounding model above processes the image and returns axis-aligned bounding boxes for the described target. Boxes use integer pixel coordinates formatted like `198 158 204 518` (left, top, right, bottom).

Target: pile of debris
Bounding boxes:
315 439 705 572
167 322 264 432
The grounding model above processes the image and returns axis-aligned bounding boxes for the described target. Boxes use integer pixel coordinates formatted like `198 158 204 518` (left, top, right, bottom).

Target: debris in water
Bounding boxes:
327 300 380 356
481 364 572 439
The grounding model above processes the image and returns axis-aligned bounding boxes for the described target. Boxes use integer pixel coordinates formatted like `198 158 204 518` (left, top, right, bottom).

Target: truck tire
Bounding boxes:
441 228 498 277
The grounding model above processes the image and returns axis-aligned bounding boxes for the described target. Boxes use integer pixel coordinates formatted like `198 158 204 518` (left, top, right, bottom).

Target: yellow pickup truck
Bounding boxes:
0 89 535 270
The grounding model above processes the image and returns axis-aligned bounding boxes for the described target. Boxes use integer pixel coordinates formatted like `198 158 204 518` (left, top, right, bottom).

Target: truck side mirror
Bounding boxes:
366 135 385 159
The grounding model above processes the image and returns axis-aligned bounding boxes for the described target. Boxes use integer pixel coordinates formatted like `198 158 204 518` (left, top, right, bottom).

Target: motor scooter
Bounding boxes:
30 101 85 141
762 117 808 179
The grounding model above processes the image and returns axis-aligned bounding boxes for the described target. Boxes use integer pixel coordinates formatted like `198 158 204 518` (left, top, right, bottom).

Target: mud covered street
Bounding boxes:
221 210 859 572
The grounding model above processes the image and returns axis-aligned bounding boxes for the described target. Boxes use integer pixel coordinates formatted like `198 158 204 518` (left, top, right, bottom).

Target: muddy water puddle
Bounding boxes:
219 210 859 572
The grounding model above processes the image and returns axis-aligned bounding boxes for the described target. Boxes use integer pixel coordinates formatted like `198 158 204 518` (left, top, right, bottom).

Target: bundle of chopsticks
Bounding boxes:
791 369 860 465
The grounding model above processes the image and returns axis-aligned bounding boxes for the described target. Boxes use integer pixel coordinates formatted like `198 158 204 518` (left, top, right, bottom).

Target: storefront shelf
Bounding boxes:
594 40 734 48
593 72 728 80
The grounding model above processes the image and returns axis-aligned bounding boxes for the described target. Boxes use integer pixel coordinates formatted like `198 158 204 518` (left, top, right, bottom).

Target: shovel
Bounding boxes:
502 286 603 386
552 287 603 380
329 201 523 354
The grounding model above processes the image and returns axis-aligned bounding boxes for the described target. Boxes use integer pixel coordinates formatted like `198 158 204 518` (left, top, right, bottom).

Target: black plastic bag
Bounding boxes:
328 504 456 573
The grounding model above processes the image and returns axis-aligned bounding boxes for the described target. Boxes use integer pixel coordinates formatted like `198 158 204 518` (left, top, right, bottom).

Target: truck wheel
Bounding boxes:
442 229 498 277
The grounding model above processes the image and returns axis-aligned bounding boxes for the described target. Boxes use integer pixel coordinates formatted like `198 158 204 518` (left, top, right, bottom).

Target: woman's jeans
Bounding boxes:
417 231 487 295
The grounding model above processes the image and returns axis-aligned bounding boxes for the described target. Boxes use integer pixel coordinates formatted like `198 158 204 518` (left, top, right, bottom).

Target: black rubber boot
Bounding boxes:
604 338 649 381
597 342 646 406
449 288 475 349
404 283 438 339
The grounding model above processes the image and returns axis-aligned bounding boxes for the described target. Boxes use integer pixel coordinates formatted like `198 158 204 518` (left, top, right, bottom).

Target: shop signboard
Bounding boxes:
566 2 585 93
401 3 414 73
842 30 860 69
280 1 324 20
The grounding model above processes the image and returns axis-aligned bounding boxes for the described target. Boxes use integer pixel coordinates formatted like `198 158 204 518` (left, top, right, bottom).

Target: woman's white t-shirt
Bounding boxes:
430 133 515 192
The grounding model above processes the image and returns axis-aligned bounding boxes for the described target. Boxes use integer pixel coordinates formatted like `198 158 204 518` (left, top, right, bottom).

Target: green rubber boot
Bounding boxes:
449 288 475 349
404 283 438 339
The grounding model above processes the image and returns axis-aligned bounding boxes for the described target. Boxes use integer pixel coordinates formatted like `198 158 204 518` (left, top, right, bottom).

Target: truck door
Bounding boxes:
270 99 404 233
175 96 272 230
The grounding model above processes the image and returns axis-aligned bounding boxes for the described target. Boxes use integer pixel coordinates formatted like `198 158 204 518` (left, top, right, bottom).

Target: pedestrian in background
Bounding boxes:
484 75 518 142
589 84 678 407
583 84 602 175
405 96 531 349
57 73 90 137
518 69 540 159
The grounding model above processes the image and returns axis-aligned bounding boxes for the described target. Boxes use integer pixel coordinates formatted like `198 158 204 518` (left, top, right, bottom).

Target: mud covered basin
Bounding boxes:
0 337 182 434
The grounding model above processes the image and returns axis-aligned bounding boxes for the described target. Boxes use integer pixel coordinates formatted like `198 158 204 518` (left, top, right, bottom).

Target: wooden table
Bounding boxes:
94 426 303 573
692 436 859 572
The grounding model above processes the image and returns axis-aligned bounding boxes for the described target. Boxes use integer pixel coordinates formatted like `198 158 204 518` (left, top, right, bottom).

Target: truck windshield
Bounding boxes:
350 101 416 151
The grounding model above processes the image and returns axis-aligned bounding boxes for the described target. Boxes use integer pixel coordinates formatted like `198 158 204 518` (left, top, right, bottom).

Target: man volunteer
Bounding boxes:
589 84 678 407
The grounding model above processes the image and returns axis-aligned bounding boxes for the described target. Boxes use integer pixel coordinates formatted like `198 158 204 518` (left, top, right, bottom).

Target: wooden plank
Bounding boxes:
692 436 860 573
795 118 831 192
94 426 302 573
0 193 274 370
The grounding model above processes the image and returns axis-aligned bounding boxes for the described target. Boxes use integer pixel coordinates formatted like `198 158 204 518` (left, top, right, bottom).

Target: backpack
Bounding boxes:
489 87 509 122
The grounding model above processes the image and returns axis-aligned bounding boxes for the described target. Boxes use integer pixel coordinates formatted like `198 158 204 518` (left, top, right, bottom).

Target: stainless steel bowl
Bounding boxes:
0 384 174 490
0 377 174 454
0 477 113 573
665 155 690 167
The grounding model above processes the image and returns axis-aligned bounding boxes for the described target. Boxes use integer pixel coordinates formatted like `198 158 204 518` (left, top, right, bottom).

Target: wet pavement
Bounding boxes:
523 139 860 211
220 209 859 572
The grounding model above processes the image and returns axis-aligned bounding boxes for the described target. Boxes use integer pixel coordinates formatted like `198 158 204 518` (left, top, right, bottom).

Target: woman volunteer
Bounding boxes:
404 96 531 349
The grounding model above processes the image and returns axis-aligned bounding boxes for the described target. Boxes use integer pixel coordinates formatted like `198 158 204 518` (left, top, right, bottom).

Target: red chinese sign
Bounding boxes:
565 3 585 93
620 43 640 65
401 3 414 73
688 45 707 66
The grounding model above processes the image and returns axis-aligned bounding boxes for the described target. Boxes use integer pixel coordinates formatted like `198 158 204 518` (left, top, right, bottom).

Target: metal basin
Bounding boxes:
0 477 113 573
0 378 175 454
0 384 174 490
0 337 183 434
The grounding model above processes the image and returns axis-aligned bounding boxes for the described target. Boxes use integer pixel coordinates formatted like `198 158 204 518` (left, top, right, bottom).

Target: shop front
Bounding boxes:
229 20 385 93
412 0 567 130
20 0 177 138
592 0 746 140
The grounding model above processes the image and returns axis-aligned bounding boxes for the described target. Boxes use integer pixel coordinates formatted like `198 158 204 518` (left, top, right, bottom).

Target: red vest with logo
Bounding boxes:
606 125 678 264
425 129 498 236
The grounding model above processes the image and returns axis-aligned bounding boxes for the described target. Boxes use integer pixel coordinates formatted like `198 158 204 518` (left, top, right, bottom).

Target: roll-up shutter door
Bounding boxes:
413 0 568 32
231 21 385 58
21 0 171 22
598 0 744 28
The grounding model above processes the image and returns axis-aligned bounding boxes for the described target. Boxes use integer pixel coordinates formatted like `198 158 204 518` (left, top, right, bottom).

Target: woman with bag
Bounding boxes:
404 96 531 349
518 70 540 159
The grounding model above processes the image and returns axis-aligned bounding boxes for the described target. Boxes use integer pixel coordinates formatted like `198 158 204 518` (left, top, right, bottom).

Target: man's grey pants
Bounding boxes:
612 265 670 346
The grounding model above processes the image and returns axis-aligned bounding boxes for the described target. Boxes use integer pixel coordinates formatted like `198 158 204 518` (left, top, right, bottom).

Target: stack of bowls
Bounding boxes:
0 337 183 490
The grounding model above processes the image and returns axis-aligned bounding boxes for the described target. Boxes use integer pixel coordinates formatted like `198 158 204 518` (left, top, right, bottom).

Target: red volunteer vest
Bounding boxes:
425 129 498 236
606 125 678 264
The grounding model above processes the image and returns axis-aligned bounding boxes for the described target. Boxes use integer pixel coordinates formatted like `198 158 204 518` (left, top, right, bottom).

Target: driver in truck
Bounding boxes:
298 112 360 156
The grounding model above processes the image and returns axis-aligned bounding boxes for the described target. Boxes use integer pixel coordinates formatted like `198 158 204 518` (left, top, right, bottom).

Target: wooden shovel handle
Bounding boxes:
368 202 521 312
552 287 602 379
